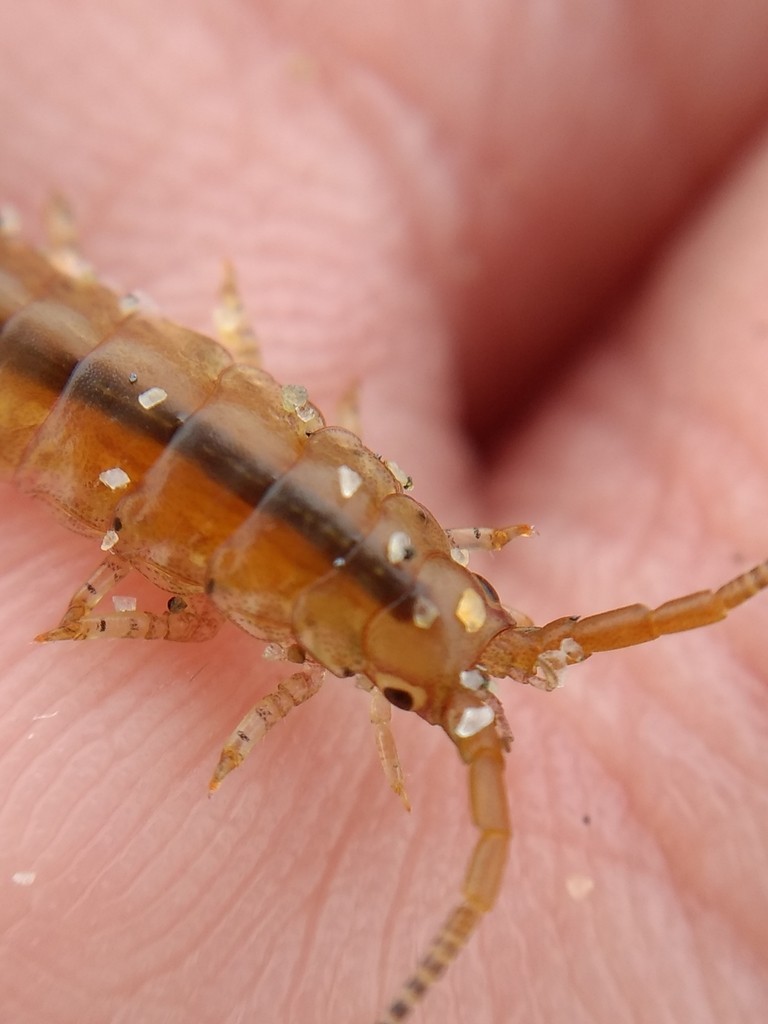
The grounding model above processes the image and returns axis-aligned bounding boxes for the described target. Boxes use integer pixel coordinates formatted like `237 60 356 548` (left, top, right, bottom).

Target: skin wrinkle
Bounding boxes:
270 3 768 445
556 654 764 964
290 787 389 1019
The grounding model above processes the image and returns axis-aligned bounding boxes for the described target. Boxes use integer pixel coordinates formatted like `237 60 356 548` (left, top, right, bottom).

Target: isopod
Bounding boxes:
1 202 766 1022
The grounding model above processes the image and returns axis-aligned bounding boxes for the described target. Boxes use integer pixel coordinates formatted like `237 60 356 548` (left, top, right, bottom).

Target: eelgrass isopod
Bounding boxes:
1 202 766 1022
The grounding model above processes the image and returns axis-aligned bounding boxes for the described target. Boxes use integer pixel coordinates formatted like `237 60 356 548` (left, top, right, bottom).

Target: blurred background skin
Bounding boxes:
1 3 768 1022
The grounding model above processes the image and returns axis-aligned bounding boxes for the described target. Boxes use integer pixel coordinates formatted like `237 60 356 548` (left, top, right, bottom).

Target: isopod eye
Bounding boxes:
473 573 500 604
379 678 427 712
383 687 413 711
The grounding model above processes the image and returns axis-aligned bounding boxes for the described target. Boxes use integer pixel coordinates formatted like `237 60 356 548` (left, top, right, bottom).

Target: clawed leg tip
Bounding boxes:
208 749 243 793
34 629 73 643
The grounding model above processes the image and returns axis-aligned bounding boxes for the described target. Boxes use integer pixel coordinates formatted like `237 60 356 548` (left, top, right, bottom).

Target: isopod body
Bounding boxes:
1 212 766 1023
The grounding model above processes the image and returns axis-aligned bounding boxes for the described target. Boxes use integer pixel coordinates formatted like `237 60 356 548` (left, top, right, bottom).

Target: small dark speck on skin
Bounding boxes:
582 814 591 826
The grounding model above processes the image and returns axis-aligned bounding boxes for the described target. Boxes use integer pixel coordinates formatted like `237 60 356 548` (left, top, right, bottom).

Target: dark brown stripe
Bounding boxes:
0 318 79 393
189 427 418 613
4 319 418 615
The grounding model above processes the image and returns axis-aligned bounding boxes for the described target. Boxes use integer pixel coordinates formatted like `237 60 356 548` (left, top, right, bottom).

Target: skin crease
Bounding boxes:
1 2 768 1022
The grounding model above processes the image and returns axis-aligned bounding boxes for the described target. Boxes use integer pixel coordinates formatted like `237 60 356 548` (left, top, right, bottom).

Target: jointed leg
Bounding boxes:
213 261 261 366
367 684 410 810
334 382 362 435
35 557 224 643
209 667 325 792
446 523 536 551
446 523 536 554
44 194 94 280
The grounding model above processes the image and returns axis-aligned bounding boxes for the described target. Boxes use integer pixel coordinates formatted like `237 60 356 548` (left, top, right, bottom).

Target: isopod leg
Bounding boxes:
35 557 223 642
209 666 325 792
44 194 93 280
334 382 362 435
368 685 410 810
35 556 131 641
376 724 509 1023
446 523 536 552
213 261 261 366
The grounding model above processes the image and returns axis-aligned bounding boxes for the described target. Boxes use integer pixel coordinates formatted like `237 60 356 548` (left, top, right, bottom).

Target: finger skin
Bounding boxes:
1 3 767 1023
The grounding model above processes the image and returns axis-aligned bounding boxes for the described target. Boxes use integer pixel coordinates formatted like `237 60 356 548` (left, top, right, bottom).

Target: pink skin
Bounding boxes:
1 3 768 1022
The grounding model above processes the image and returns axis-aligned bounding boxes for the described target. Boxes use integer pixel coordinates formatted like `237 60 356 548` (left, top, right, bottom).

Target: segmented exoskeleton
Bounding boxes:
1 205 766 1023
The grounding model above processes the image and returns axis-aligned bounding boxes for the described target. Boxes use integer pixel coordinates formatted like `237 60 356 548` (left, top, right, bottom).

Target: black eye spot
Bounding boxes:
383 687 414 711
473 573 499 603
